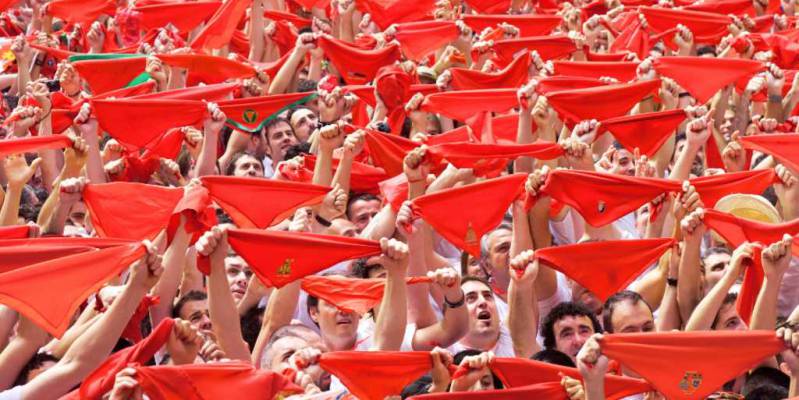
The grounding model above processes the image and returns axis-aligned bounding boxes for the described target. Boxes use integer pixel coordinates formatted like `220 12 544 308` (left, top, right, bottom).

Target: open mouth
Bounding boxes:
336 316 353 325
477 310 491 321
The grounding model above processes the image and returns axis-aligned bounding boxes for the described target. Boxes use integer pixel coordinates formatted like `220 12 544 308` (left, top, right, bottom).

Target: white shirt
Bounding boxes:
449 324 515 357
0 386 23 400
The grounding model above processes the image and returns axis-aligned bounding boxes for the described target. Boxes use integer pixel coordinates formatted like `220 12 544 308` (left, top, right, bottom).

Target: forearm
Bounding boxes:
412 305 468 350
312 148 333 186
655 285 681 332
253 281 300 367
685 273 737 331
308 55 323 82
178 248 204 296
248 0 265 62
0 338 44 390
668 143 701 181
194 131 219 178
268 48 304 94
584 377 606 400
0 185 23 226
514 110 535 173
508 280 539 358
38 120 58 193
82 132 107 184
630 265 666 311
677 240 702 321
42 314 100 360
373 268 408 351
208 258 251 361
359 205 397 240
407 235 437 328
750 277 783 330
42 197 72 236
331 152 353 193
149 226 189 327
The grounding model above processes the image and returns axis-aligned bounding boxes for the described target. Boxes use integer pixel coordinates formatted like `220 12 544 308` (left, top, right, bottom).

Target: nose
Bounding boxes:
200 316 212 331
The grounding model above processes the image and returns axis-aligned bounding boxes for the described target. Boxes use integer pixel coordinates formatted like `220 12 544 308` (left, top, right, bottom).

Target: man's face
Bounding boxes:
553 315 596 361
703 252 731 293
266 121 298 163
720 109 735 137
610 148 636 176
289 108 319 143
348 199 381 233
713 302 747 331
466 257 488 280
311 299 360 346
463 280 499 339
179 299 212 334
225 255 252 301
610 300 655 333
327 218 358 238
485 229 511 273
233 155 264 178
266 335 331 390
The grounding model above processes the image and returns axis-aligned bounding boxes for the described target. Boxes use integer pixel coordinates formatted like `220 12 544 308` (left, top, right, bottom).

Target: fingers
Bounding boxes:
426 267 460 288
379 237 409 263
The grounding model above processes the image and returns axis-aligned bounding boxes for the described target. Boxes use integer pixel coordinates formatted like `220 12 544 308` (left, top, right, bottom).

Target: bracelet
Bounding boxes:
667 277 678 287
444 290 465 309
314 214 332 227
768 94 782 103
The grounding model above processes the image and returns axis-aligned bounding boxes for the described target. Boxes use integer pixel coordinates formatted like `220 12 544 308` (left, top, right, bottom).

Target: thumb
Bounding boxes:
28 158 42 171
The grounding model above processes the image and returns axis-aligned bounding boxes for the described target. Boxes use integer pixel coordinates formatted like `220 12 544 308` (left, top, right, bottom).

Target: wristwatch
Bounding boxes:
667 277 678 287
315 214 332 227
444 290 465 309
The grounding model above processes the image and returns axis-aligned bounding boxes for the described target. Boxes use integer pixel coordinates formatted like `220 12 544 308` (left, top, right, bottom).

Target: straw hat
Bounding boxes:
711 193 781 243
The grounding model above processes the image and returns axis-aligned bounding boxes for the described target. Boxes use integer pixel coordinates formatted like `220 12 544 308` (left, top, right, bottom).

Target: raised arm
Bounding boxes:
0 154 41 226
750 235 795 330
0 316 49 391
372 238 410 351
195 226 251 362
193 104 225 178
676 208 705 322
508 250 541 358
685 242 751 331
149 213 190 327
21 242 163 400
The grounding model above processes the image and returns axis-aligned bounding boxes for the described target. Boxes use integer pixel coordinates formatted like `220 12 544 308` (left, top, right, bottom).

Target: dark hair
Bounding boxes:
744 385 788 400
401 375 433 399
602 290 652 333
240 306 265 351
345 193 380 219
700 246 732 274
264 117 293 138
743 367 789 397
14 352 59 386
461 275 492 292
224 152 263 176
374 121 391 133
712 292 738 329
172 290 207 319
284 142 311 161
612 140 625 151
762 187 778 207
542 302 602 349
286 106 314 123
531 349 576 368
696 45 717 57
351 258 381 279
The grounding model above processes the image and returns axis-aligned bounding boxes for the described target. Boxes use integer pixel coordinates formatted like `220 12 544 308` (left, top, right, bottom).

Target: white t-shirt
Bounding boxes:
449 324 515 357
0 386 23 400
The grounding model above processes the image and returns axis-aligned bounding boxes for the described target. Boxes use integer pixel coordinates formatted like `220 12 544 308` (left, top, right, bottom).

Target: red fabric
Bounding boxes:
546 79 661 123
486 358 652 400
586 51 631 61
393 20 459 61
536 76 607 94
653 57 764 103
421 89 518 122
0 226 30 240
356 0 436 30
166 184 216 245
425 142 564 173
190 0 250 51
449 52 531 90
689 169 778 208
375 66 413 135
121 295 159 343
264 10 311 28
609 17 649 60
704 209 799 247
134 1 221 32
464 0 511 14
83 183 184 240
346 84 437 108
0 244 99 274
363 128 418 176
46 0 115 24
221 229 382 287
301 275 432 314
553 61 639 83
0 243 144 337
0 135 72 156
379 173 409 212
156 54 255 83
641 6 732 44
133 82 238 102
535 239 675 302
133 362 302 400
304 155 389 194
492 35 577 64
737 245 765 325
72 57 146 94
0 237 133 248
92 99 207 148
77 318 175 400
600 331 784 400
741 134 799 173
320 351 449 400
684 0 755 16
317 36 402 84
200 176 329 229
599 109 687 157
410 382 568 400
412 174 527 256
537 170 677 227
217 92 315 132
461 14 561 37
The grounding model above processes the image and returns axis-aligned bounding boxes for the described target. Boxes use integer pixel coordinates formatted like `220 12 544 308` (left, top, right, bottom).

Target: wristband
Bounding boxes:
768 94 782 103
444 290 465 309
315 214 332 227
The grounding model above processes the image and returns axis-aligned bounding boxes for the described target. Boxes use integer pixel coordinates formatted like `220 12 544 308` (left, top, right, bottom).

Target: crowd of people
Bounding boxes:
0 0 797 397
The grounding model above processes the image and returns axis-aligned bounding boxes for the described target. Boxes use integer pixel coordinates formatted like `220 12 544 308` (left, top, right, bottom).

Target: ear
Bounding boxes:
309 304 319 324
